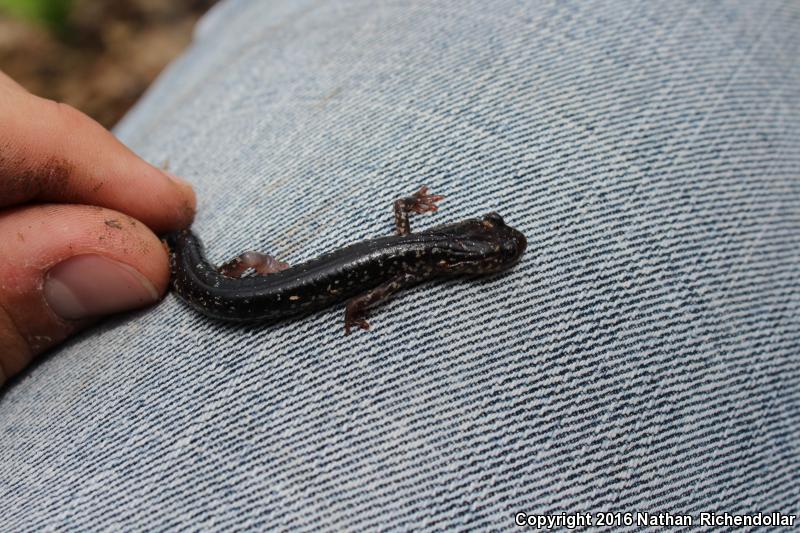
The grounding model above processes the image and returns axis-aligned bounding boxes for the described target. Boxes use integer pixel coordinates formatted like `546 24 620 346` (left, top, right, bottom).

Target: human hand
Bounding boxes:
0 70 196 386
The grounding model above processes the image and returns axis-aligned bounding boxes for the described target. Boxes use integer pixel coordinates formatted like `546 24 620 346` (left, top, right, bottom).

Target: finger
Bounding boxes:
0 204 170 385
0 70 25 91
0 84 196 233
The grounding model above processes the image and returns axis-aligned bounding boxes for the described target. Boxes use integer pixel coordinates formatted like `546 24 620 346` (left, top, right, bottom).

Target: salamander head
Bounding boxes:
433 212 527 274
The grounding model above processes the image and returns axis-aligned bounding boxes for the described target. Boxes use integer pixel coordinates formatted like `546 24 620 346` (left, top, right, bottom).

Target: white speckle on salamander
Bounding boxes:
289 295 301 301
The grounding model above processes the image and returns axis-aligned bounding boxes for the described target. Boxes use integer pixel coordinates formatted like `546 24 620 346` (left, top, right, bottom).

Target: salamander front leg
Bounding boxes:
219 251 290 278
344 272 421 335
393 185 444 235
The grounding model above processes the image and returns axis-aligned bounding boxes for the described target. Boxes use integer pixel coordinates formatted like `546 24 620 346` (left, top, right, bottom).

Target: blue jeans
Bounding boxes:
3 0 799 529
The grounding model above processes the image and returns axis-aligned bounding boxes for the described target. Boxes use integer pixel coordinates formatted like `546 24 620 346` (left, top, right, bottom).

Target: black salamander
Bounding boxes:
165 187 526 334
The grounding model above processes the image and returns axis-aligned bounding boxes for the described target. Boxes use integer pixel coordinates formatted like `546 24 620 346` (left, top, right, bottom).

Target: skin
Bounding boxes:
0 70 196 387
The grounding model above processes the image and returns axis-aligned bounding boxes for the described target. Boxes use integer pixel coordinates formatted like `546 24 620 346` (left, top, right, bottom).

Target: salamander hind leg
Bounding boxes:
393 185 445 236
344 272 421 335
219 251 290 278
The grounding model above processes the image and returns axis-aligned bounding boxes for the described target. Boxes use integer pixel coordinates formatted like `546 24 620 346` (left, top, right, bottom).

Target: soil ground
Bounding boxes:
0 0 217 128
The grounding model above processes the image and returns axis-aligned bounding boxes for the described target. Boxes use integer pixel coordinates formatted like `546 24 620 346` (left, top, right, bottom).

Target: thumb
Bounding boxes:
0 204 170 385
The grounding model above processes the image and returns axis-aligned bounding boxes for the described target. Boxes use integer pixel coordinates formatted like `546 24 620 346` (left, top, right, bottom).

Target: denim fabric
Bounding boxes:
2 0 799 530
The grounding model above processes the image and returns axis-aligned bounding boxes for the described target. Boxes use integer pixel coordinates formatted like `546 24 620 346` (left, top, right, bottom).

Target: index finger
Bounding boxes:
0 77 196 233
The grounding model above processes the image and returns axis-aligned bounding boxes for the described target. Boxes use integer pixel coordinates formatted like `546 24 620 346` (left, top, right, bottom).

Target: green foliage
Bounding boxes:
0 0 72 30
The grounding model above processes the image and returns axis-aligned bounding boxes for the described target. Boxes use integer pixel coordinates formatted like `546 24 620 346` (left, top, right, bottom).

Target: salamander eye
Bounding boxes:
483 212 505 226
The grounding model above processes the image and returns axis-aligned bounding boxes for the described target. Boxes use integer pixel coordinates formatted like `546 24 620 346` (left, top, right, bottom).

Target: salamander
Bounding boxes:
164 186 527 334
